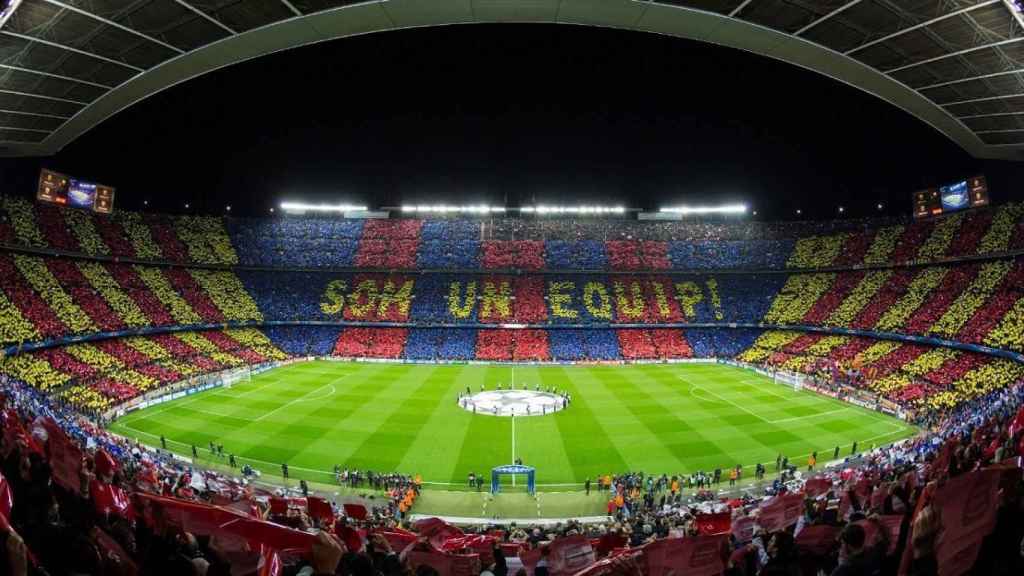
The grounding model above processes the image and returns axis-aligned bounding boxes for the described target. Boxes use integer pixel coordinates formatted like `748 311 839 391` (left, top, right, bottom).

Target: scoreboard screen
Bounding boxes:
913 175 988 219
37 169 115 214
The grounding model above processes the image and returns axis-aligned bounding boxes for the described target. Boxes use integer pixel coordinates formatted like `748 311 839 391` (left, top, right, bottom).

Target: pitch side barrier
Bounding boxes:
3 242 1023 276
8 319 1024 365
103 357 307 420
721 360 914 421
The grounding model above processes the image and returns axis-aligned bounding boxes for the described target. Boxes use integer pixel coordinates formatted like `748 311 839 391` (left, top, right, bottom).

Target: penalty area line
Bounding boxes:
250 371 355 423
292 384 336 404
766 407 852 425
122 373 327 425
681 377 773 424
683 375 873 426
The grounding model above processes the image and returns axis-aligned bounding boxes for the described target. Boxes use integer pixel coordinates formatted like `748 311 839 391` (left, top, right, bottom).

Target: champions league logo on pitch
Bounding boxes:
459 389 568 417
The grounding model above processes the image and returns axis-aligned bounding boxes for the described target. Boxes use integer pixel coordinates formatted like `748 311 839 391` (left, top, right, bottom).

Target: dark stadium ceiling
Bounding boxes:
5 1 1024 159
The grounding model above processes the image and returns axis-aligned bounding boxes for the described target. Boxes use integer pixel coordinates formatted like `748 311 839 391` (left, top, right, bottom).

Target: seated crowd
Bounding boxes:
6 196 1024 271
2 364 1023 576
1 246 1023 419
238 271 784 326
763 258 1024 352
0 329 287 413
738 331 1024 416
0 252 264 347
2 197 1024 575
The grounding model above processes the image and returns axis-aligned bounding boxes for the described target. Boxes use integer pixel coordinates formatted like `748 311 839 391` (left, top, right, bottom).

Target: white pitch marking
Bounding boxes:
684 375 854 425
120 373 301 426
740 378 803 400
185 407 244 419
767 408 852 424
512 413 516 464
511 413 518 488
115 424 338 477
682 377 771 423
292 384 336 403
511 357 515 488
251 371 356 423
115 420 914 489
731 376 822 407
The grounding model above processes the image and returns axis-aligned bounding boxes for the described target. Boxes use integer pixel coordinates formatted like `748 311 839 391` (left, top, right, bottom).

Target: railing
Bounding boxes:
723 360 913 421
104 358 299 420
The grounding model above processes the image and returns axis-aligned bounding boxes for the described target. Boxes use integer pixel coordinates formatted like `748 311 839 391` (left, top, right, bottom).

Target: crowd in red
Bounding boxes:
0 254 67 339
474 329 551 361
482 241 546 270
355 220 423 269
2 365 1023 576
6 197 1024 272
606 241 672 271
2 329 285 411
334 328 410 359
616 329 693 360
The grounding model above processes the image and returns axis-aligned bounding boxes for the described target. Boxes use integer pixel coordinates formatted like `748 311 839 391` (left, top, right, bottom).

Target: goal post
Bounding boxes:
491 464 536 495
773 370 803 392
221 366 252 390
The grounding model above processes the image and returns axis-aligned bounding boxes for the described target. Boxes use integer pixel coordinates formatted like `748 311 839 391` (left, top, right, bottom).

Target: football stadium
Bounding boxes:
2 1 1024 576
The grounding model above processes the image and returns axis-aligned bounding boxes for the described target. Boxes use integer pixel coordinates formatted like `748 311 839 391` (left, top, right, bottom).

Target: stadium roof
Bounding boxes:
3 0 1024 160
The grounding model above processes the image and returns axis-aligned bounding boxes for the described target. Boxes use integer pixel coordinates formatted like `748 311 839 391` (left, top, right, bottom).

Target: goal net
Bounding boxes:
773 370 803 392
222 366 252 389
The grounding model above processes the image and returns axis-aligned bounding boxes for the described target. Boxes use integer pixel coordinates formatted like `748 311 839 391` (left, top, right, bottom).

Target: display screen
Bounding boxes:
93 185 114 214
940 180 970 211
36 169 115 214
67 180 96 209
914 175 988 219
36 169 70 205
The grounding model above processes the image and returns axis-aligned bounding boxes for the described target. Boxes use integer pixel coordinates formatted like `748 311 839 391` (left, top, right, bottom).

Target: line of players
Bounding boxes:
456 381 572 415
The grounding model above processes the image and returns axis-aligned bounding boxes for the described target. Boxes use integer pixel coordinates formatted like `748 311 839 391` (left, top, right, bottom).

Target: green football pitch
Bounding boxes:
109 360 917 491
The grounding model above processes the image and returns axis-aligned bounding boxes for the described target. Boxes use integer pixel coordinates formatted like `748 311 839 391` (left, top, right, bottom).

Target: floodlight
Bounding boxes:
659 204 747 215
400 205 504 214
520 205 625 215
280 202 369 213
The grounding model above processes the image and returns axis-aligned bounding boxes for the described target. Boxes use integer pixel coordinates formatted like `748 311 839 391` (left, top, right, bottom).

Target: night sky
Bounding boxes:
1 23 1021 220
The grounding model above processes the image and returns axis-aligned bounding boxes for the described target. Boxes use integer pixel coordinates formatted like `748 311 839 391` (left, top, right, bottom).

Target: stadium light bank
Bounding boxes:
659 204 748 215
398 205 627 215
520 206 626 215
280 202 369 214
400 205 506 214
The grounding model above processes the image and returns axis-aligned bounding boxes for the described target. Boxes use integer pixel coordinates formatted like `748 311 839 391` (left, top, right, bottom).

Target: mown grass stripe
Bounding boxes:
227 364 405 464
110 360 917 486
343 366 459 471
397 366 487 482
545 366 630 481
643 365 867 468
587 365 730 473
451 366 513 483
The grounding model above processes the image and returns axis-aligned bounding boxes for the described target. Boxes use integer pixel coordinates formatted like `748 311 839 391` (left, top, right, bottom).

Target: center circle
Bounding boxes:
459 389 569 417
